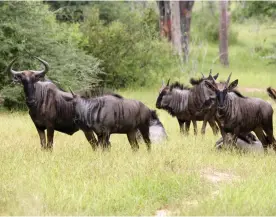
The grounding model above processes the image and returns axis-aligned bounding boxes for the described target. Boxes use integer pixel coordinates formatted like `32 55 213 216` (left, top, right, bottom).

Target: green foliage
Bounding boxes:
0 2 102 109
232 1 276 22
192 3 238 45
80 5 179 88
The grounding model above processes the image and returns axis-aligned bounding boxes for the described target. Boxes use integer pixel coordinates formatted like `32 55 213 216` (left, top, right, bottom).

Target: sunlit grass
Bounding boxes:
1 93 276 215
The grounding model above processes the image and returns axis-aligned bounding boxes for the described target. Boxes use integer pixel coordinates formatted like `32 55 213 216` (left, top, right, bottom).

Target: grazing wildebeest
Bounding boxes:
64 90 152 151
216 132 263 153
205 73 276 152
156 74 219 136
136 110 167 144
7 57 97 150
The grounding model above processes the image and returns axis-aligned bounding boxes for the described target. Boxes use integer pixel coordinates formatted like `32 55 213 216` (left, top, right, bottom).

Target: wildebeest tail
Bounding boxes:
267 87 276 101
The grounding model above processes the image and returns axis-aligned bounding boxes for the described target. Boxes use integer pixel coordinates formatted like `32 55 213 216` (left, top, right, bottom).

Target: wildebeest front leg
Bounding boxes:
83 131 98 151
127 131 139 151
36 127 46 150
209 120 219 135
177 118 185 135
192 120 198 135
46 128 54 150
97 134 110 151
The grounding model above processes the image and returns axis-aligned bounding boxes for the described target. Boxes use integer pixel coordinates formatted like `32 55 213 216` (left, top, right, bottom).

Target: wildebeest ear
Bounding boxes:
228 79 238 91
204 80 217 92
213 73 219 80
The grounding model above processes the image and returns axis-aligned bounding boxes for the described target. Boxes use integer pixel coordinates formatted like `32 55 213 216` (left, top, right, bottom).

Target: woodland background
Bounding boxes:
0 1 275 109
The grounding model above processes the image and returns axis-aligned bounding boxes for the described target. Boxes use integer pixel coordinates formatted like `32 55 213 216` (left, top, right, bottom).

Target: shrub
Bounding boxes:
232 1 276 22
80 5 179 88
0 2 102 109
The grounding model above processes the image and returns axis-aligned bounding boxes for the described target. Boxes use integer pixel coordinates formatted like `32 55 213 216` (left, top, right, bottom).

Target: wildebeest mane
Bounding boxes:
231 89 246 98
190 77 204 85
76 87 123 99
169 82 190 91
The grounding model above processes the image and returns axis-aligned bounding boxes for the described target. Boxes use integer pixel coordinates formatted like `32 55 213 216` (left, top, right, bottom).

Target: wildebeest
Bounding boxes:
205 73 276 152
7 57 97 150
136 110 167 144
156 73 219 136
216 132 263 153
64 90 152 151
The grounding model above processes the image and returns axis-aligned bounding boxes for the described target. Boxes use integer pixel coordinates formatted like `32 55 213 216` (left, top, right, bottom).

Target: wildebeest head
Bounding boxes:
204 73 238 108
156 79 171 109
7 57 49 84
7 57 49 104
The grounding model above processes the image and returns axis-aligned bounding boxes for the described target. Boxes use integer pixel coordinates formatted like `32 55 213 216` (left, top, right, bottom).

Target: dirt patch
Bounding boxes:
201 168 240 184
155 209 171 217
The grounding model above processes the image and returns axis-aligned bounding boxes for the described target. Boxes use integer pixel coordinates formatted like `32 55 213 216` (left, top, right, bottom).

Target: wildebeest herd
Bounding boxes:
6 57 276 153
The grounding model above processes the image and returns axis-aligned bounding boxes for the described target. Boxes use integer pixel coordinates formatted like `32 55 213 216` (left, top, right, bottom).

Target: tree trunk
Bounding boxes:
170 0 182 56
179 1 194 62
219 0 229 66
157 1 171 41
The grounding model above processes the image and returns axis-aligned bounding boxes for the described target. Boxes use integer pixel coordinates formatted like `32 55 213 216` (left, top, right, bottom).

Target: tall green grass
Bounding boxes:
1 95 276 215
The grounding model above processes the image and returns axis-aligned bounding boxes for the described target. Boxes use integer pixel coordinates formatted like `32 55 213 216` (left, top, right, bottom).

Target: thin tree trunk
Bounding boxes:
219 0 229 66
179 1 194 62
157 1 171 41
170 0 182 56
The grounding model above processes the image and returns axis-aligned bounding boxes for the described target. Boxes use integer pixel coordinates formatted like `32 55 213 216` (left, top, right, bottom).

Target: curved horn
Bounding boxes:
225 72 232 86
69 87 76 97
201 72 205 78
31 56 49 76
7 58 21 75
209 69 212 75
166 79 170 86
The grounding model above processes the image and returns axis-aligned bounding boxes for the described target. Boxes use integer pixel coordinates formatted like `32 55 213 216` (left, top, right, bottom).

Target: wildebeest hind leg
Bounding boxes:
201 119 207 135
263 128 276 152
83 131 98 151
209 120 219 135
127 131 139 151
36 127 46 150
254 128 268 153
139 125 151 151
46 128 54 151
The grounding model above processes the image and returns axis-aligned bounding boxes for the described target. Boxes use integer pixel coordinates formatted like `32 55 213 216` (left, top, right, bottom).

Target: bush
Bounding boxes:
232 1 276 22
80 5 180 89
0 2 102 109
